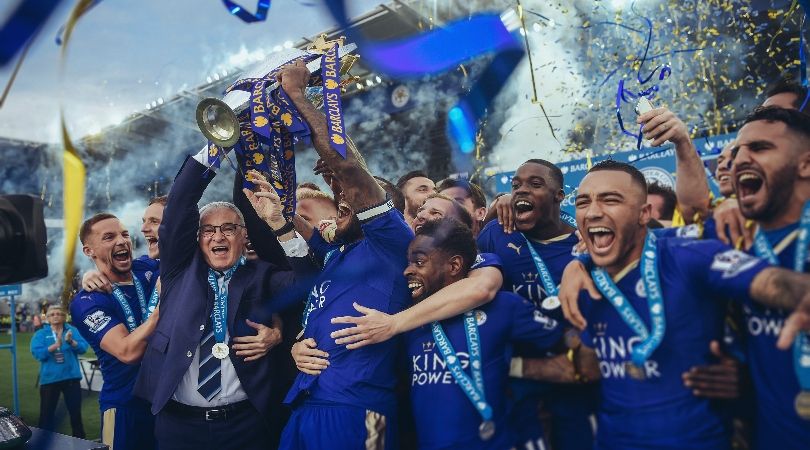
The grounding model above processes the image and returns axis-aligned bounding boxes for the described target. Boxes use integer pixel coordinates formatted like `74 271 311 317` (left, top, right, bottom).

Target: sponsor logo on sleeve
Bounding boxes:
83 310 111 334
710 250 760 278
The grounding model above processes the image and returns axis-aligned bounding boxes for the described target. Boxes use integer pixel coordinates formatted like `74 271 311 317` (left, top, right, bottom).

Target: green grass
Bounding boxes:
0 332 101 440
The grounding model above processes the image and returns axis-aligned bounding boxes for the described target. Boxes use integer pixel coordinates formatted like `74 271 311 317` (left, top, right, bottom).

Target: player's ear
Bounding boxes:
447 255 464 277
554 186 565 204
797 149 810 180
639 202 652 227
82 244 94 258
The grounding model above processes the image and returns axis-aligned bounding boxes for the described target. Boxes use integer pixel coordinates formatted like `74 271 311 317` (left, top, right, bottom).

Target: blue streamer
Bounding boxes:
0 0 64 65
323 2 524 153
223 0 270 23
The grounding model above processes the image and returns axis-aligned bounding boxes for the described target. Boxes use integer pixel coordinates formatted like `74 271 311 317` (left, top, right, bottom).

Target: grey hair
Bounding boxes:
199 201 245 226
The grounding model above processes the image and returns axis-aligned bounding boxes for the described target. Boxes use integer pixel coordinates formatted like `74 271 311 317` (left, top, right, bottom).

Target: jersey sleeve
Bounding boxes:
69 292 124 346
669 238 769 304
471 252 502 271
507 294 564 350
307 230 340 266
360 206 414 261
133 255 160 274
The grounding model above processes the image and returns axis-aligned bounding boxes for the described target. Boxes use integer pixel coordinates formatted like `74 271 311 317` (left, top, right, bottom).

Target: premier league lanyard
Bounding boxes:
559 211 578 228
751 201 810 406
111 276 148 332
431 311 496 440
591 231 665 376
521 233 561 310
206 256 246 352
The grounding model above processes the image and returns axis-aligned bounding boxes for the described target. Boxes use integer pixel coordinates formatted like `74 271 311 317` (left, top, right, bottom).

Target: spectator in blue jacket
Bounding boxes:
30 304 89 437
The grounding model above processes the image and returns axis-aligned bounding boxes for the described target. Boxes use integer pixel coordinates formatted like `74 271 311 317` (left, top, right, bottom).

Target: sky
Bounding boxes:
0 0 381 143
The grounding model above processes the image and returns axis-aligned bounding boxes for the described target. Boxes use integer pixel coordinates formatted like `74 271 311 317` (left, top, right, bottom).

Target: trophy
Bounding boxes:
195 35 358 148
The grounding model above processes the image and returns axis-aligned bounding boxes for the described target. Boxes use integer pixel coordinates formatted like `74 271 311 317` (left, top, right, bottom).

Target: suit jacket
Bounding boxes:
134 157 314 416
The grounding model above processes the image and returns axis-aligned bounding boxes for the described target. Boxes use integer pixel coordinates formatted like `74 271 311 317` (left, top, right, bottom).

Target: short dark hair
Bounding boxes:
646 182 677 221
80 213 118 245
424 193 474 229
743 106 810 142
396 170 431 189
374 176 406 213
148 195 168 207
766 79 809 111
521 159 565 190
297 182 321 192
415 218 478 273
587 159 648 194
436 178 487 209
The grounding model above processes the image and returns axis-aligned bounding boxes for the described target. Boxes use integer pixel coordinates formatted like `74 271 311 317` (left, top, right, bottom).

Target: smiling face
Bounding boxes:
403 235 457 301
511 162 564 233
199 207 247 271
82 218 133 282
575 170 651 273
46 307 66 326
333 200 363 242
715 143 735 197
733 120 803 223
141 203 164 259
412 197 456 233
403 177 436 217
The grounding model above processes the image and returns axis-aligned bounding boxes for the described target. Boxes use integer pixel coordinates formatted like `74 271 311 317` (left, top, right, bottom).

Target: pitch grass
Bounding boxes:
0 332 101 440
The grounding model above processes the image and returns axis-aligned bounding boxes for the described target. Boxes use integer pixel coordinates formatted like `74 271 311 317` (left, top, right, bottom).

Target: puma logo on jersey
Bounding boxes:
507 243 522 255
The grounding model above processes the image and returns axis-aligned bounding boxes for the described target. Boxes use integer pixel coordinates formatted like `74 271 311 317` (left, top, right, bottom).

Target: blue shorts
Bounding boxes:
280 400 397 450
101 398 156 450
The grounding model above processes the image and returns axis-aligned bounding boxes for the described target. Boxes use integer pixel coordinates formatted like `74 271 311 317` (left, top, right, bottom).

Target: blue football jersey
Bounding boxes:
284 208 413 415
407 291 562 449
70 269 157 410
580 236 769 449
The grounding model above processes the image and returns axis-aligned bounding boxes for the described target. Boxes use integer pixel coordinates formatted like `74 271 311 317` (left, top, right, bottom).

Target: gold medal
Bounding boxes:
795 391 810 420
625 361 646 380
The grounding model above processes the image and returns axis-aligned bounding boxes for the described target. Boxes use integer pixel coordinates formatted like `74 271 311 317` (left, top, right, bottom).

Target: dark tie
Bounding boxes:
197 315 221 401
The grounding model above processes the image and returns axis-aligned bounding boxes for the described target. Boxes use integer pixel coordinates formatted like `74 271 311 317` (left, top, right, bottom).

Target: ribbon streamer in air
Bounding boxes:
223 0 270 23
324 2 524 153
0 0 64 66
59 0 96 302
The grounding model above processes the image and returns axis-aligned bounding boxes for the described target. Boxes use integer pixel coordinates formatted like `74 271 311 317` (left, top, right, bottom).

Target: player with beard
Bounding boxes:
561 159 810 449
275 60 412 450
70 213 161 450
476 159 596 450
397 170 436 226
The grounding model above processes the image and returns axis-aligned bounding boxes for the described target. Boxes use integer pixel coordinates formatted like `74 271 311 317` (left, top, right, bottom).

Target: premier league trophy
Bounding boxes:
195 35 358 220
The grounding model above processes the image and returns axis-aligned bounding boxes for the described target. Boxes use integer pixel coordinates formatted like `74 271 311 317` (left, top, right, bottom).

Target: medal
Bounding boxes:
796 391 810 420
541 296 561 310
625 361 646 380
478 420 495 441
212 343 229 360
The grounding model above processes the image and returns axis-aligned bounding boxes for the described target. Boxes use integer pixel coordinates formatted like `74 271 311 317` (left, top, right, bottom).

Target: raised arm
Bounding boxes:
638 107 710 222
159 157 215 280
278 61 385 211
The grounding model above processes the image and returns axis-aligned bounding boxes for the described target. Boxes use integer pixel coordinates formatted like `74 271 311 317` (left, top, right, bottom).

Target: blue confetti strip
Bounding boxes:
0 0 64 65
222 0 270 23
323 2 525 153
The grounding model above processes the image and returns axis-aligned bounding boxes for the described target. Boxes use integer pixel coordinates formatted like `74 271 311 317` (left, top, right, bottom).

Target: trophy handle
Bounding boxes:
196 97 240 148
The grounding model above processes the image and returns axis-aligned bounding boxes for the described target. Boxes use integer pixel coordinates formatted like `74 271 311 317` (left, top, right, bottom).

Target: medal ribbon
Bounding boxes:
431 311 493 424
520 233 559 299
559 211 578 229
751 201 810 393
591 231 665 367
111 275 148 332
206 256 246 347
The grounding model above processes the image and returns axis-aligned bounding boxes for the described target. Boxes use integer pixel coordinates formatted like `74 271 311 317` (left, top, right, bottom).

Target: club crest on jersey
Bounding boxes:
507 243 522 255
676 223 702 239
710 250 760 278
84 310 111 333
522 272 539 283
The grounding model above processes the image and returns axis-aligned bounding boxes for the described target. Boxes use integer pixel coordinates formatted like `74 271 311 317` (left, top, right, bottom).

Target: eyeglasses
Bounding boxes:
200 223 244 238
